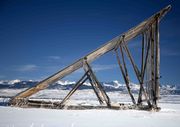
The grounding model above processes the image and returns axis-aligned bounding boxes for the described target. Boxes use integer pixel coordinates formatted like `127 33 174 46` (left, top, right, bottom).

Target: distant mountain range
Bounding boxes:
0 79 180 95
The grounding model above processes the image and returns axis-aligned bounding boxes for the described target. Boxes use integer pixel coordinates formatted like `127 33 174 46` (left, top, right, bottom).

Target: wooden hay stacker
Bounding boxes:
10 5 171 111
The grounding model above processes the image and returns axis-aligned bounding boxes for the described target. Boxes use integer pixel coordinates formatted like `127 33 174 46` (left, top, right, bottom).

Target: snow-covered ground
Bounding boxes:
0 103 180 127
0 89 180 127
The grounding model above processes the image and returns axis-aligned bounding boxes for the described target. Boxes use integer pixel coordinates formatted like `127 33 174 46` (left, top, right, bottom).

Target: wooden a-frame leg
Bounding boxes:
83 60 111 107
123 43 151 107
59 71 89 107
115 48 136 105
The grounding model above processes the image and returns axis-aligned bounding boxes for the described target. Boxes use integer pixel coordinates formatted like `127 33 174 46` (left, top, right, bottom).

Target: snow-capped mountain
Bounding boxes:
0 80 180 94
0 80 38 89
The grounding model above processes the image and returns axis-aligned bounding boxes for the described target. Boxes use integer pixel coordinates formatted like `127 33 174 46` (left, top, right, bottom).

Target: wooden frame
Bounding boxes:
10 5 171 110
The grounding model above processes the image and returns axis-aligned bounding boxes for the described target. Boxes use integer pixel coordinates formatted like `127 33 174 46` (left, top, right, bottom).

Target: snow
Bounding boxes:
0 89 180 127
7 79 21 85
0 103 180 127
56 80 76 85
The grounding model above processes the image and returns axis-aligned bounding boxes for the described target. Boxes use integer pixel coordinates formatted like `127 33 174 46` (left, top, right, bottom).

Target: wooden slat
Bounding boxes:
11 5 171 102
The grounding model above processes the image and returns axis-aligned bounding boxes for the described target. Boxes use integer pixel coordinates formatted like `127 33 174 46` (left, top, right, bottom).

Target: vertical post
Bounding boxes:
138 33 145 104
150 25 156 106
155 17 160 106
141 33 145 76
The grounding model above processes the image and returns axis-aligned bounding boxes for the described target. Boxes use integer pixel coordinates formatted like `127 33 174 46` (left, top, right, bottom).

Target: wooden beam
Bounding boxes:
154 17 160 106
85 61 111 107
83 60 105 104
11 5 171 103
138 33 145 104
150 25 156 106
123 44 151 106
86 73 104 104
115 49 136 104
60 73 88 107
138 31 151 104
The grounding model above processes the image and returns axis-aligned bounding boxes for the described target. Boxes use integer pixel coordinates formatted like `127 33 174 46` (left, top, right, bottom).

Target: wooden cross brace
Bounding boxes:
59 58 111 108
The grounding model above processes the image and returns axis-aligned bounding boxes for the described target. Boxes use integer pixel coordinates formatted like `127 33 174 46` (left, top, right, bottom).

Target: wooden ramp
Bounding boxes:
10 5 171 111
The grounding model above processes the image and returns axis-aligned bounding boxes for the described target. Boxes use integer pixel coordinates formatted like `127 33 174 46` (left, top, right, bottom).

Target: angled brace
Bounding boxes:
114 35 124 51
114 47 136 105
122 36 151 107
83 58 111 107
59 71 89 107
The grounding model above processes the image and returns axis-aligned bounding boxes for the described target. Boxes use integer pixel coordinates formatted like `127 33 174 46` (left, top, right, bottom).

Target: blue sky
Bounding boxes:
0 0 180 85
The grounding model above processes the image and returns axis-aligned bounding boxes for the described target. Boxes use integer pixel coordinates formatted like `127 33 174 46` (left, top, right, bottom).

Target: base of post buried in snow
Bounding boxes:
10 99 161 111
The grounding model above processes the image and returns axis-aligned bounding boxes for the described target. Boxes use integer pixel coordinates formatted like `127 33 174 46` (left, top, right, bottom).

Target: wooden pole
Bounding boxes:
138 33 145 104
85 62 111 107
115 48 136 104
86 73 104 104
123 44 151 106
150 25 156 106
154 17 160 106
60 72 89 107
83 60 105 104
138 31 151 104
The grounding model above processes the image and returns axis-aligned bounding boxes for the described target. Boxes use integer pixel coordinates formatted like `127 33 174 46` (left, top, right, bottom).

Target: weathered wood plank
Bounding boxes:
115 48 136 104
59 72 88 106
154 17 160 106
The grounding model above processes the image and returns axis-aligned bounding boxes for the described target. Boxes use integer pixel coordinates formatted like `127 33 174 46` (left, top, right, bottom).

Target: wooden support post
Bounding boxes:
141 33 145 77
60 72 89 107
115 48 136 104
96 79 111 106
138 31 152 104
142 31 151 81
120 44 128 78
138 31 151 104
154 18 160 107
83 59 111 107
83 60 105 104
150 25 156 107
91 72 111 107
138 33 145 104
86 72 104 104
123 43 151 107
85 62 111 107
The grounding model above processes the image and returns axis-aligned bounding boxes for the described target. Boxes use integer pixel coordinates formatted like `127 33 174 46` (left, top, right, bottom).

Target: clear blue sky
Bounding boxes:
0 0 180 85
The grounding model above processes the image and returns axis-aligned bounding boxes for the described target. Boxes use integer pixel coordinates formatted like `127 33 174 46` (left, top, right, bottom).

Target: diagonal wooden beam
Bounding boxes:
86 73 104 104
59 71 89 107
141 33 145 76
85 61 111 107
123 44 151 106
138 30 151 104
138 33 145 104
123 44 141 78
83 60 105 104
115 49 136 104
